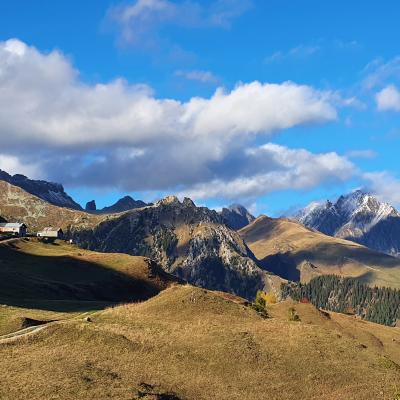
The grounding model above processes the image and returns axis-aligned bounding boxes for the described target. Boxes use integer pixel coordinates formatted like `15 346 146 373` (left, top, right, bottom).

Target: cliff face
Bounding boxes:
70 196 277 300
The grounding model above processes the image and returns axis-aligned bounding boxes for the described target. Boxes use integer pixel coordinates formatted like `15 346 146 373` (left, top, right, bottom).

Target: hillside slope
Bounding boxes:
0 285 399 399
240 215 400 288
0 181 103 232
0 239 177 307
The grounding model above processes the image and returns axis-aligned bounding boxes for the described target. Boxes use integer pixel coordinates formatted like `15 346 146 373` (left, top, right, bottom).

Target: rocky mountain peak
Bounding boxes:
293 190 400 257
98 196 148 214
0 169 82 210
85 200 97 212
182 197 196 207
220 204 255 230
155 195 181 207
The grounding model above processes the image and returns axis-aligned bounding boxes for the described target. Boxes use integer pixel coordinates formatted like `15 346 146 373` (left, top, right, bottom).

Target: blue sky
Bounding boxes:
1 0 400 215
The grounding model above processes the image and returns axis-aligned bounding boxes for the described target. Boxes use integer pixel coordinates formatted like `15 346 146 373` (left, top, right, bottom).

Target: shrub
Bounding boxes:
264 292 277 304
288 307 300 322
251 290 268 318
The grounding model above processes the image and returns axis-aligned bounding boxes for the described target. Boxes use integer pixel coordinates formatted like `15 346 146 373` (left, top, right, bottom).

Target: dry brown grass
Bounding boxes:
1 285 400 400
240 215 400 288
0 239 178 335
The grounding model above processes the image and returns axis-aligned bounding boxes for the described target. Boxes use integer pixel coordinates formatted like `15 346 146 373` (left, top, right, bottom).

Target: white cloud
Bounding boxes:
363 171 400 206
0 154 41 178
0 38 351 202
265 44 320 64
0 39 337 150
175 69 219 83
108 0 252 47
178 144 355 201
347 150 377 159
362 57 400 90
376 85 400 112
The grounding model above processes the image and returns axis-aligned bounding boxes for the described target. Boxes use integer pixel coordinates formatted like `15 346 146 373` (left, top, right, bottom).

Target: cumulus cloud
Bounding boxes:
376 85 400 112
178 144 356 201
0 38 350 201
363 171 400 206
0 39 338 149
0 154 41 178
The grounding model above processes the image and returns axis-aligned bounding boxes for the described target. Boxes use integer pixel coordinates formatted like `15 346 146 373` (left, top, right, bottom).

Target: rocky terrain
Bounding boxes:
0 169 82 210
0 180 279 300
220 204 255 230
0 181 104 233
71 196 280 300
240 215 400 289
294 190 400 257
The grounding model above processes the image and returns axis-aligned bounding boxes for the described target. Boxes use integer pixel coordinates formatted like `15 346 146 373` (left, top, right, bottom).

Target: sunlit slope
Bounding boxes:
0 285 399 400
240 215 400 288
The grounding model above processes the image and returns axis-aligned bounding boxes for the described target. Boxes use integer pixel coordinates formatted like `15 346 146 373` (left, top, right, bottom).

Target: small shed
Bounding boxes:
0 223 27 237
37 227 64 239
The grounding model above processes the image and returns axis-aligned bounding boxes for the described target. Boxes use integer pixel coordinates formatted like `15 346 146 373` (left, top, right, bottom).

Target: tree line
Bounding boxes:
281 275 400 327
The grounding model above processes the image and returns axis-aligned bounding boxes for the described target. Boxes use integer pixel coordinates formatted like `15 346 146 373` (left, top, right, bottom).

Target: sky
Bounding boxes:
1 0 400 216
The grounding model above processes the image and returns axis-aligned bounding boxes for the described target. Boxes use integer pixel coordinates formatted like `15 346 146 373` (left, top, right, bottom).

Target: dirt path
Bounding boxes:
0 310 100 344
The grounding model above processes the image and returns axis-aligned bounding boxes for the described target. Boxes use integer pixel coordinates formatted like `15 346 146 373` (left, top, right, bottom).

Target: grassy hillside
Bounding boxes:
1 285 400 399
240 216 400 289
0 238 178 335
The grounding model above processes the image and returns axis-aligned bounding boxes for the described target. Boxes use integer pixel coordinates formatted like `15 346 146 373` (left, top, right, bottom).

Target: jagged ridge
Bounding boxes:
0 169 82 210
293 190 400 257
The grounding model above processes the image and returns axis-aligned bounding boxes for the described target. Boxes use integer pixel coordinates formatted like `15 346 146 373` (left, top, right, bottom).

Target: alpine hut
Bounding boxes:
37 227 64 239
0 223 27 237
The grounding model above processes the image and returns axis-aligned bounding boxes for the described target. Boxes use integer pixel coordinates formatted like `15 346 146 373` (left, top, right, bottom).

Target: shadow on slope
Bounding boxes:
0 239 179 312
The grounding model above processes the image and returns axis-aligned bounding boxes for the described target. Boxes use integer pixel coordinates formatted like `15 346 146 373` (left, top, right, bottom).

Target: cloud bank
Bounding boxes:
0 38 352 201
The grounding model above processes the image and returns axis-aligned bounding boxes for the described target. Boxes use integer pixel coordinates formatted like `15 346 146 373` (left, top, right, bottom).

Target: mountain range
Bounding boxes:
0 178 279 300
85 196 149 214
294 190 400 258
2 170 400 298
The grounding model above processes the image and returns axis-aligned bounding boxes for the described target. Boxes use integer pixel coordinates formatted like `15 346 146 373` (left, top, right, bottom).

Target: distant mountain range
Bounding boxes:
3 169 400 296
293 190 400 258
85 196 149 214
